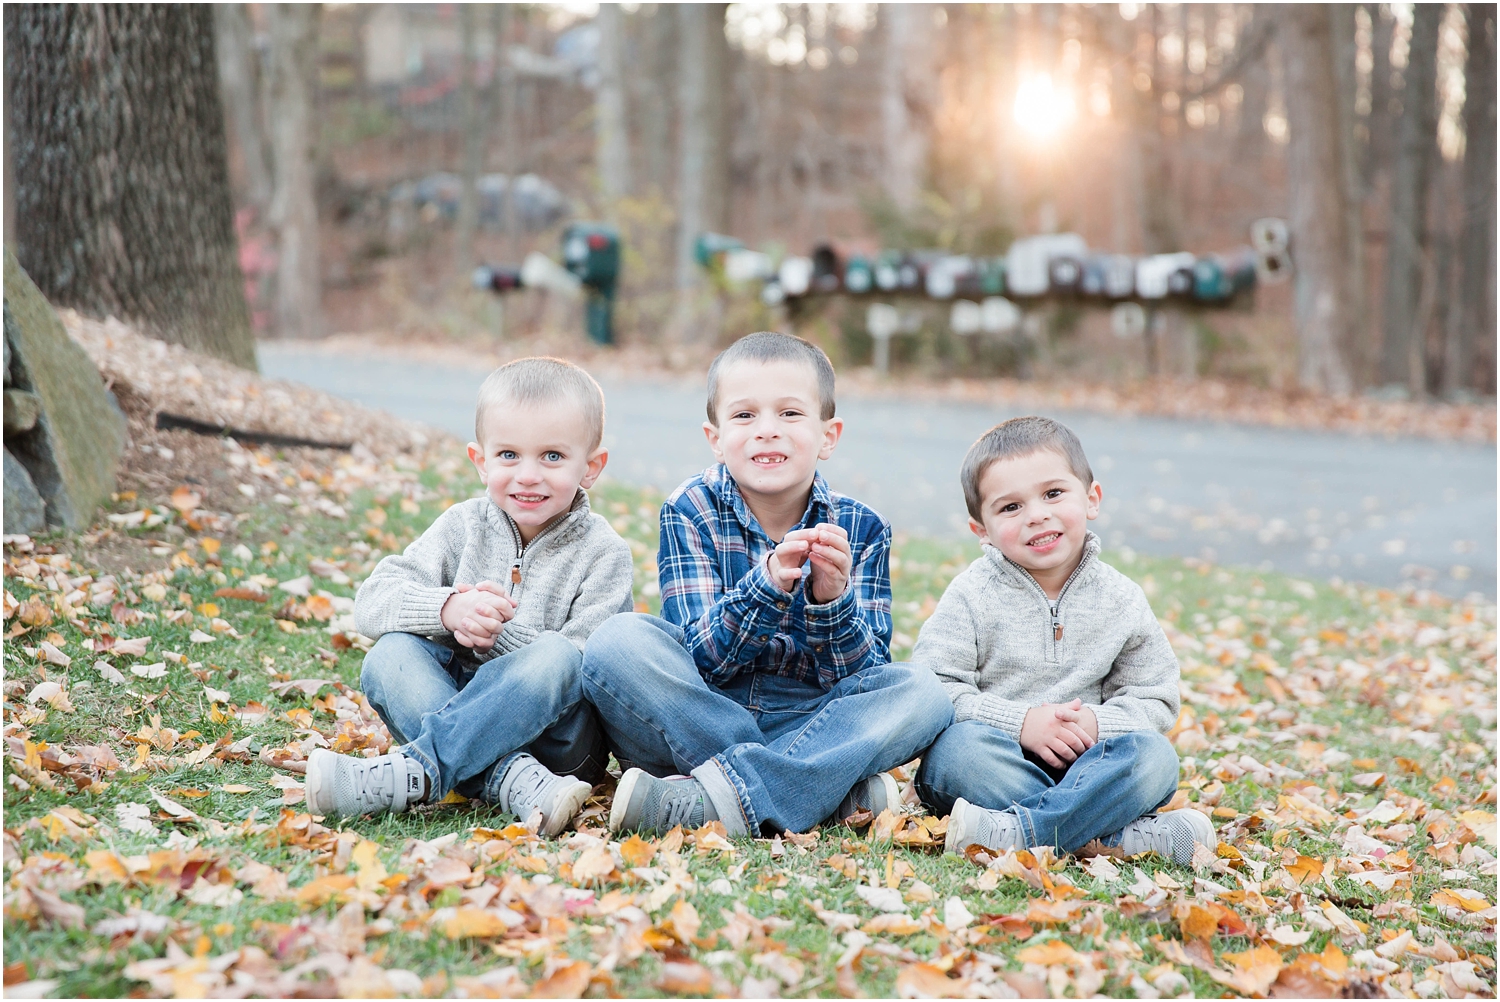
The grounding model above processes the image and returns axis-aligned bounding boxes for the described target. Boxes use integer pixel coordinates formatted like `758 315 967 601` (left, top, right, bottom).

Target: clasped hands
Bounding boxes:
1020 698 1099 769
439 581 515 650
766 523 852 605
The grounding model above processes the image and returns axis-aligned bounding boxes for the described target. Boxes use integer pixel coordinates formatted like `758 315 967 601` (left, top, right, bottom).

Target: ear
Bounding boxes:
968 517 991 547
702 420 725 462
467 442 488 484
1085 480 1103 520
580 447 608 489
818 416 845 460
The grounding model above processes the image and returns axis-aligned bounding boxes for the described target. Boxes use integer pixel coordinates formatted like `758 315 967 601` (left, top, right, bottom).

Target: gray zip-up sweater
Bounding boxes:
912 533 1179 739
354 490 634 661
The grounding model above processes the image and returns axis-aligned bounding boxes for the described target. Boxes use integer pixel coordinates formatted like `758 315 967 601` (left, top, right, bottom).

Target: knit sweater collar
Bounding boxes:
982 531 1102 597
483 488 591 550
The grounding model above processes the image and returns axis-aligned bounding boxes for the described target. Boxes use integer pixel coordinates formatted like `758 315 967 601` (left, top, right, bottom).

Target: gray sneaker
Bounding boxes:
492 753 593 837
943 797 1024 856
305 748 426 819
1110 809 1215 865
609 768 717 835
825 772 901 828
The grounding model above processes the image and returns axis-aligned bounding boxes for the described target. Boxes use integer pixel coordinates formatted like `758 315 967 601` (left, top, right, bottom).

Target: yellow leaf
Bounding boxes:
167 788 210 799
1283 854 1324 885
195 602 220 618
619 834 656 868
1221 945 1283 996
861 913 923 936
200 538 221 555
293 874 356 906
1457 810 1497 846
571 847 616 884
220 784 254 794
352 840 388 893
442 908 514 939
1179 904 1219 941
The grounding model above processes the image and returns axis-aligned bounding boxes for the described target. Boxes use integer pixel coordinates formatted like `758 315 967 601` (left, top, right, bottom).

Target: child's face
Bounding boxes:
467 399 607 542
970 449 1102 591
703 358 843 511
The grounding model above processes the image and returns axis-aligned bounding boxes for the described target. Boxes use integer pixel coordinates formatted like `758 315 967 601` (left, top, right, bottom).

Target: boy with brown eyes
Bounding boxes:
913 416 1215 865
304 358 633 835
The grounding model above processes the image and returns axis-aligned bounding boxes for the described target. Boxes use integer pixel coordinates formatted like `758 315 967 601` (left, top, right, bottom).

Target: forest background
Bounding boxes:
7 2 1497 401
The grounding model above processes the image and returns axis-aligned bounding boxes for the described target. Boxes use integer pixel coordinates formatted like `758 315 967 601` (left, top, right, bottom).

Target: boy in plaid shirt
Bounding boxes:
582 332 952 835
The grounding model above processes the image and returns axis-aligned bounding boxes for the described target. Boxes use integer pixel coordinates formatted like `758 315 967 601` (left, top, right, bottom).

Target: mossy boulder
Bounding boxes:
4 248 124 531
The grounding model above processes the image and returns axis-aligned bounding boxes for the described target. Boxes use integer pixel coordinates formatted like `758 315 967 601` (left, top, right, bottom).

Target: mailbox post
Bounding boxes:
563 223 620 345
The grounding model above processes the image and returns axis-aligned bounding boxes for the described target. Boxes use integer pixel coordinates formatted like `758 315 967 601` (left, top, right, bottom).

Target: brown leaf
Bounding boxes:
170 486 201 514
895 962 968 998
862 913 923 936
440 908 513 939
668 898 701 944
29 886 86 929
212 587 267 603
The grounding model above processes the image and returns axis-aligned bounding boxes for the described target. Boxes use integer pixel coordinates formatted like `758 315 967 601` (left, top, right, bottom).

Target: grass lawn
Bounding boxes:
3 441 1495 999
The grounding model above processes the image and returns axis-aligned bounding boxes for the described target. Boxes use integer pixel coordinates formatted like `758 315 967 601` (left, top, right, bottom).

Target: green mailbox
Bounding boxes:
563 223 620 345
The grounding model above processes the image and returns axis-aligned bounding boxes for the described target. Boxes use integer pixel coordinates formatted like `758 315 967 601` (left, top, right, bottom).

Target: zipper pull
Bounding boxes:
509 561 522 596
1051 603 1063 641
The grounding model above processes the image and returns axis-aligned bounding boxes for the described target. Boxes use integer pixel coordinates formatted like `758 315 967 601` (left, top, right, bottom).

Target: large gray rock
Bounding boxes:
4 248 125 530
4 447 45 534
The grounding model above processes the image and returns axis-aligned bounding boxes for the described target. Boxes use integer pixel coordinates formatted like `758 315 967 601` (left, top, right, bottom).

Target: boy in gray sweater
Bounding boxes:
913 417 1214 865
305 358 634 835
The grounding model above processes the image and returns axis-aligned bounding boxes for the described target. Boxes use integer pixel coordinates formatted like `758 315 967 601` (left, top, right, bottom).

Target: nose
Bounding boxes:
515 458 544 483
753 412 781 438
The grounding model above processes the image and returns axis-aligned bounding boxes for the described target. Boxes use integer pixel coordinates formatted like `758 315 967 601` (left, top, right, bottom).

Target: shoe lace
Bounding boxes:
508 764 551 813
660 786 702 829
354 758 395 808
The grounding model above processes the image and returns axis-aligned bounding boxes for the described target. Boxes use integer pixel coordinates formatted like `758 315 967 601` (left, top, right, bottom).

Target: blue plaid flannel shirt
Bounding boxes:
657 464 893 689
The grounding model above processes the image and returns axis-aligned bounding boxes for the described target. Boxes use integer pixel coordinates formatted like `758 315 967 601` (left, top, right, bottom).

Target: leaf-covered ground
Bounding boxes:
3 437 1496 999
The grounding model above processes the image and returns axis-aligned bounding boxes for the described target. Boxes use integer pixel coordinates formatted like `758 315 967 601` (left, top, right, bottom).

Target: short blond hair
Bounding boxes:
706 331 836 425
474 357 605 450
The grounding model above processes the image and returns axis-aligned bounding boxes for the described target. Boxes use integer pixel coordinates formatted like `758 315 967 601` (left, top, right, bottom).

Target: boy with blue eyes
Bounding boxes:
913 416 1214 865
582 332 952 837
305 358 633 833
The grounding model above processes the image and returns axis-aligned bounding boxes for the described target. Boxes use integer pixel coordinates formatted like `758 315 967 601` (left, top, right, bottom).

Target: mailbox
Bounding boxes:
811 244 842 293
976 257 1006 296
874 251 903 292
1135 252 1195 299
1006 233 1087 298
562 223 620 345
1167 259 1197 297
778 256 814 297
925 255 975 299
844 255 874 294
695 232 745 270
1047 255 1083 295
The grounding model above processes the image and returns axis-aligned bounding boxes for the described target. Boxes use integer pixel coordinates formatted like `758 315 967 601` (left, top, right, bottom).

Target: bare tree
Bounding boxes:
595 3 631 207
6 3 255 368
214 4 272 213
1280 5 1356 394
266 3 322 340
1330 5 1370 382
702 3 732 234
879 4 935 212
671 3 712 337
1454 3 1497 395
1380 3 1442 389
455 4 496 275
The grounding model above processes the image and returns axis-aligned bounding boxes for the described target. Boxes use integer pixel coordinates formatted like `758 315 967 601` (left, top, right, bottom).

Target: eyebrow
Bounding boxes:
988 479 1071 502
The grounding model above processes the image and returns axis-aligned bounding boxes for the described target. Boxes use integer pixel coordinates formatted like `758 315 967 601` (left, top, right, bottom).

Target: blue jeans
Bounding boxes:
915 719 1180 852
580 613 953 836
360 632 610 802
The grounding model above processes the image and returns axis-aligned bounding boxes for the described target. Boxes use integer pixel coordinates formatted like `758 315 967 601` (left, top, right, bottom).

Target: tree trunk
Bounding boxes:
266 3 322 340
880 4 934 213
701 3 732 234
1363 4 1395 188
1380 2 1442 388
1330 4 1370 385
454 3 490 276
1280 5 1355 394
6 3 256 369
213 4 273 213
1454 3 1497 395
493 4 517 260
595 2 631 207
631 6 676 200
673 4 709 299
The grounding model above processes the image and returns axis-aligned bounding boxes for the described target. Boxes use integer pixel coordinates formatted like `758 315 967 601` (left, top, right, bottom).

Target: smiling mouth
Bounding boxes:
1027 532 1061 548
511 493 548 504
751 454 787 466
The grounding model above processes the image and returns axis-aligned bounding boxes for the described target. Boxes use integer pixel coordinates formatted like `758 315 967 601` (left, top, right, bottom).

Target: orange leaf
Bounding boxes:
656 961 712 995
1221 945 1283 996
530 960 592 999
293 874 356 906
618 834 655 868
895 963 968 998
667 898 701 944
441 908 512 939
862 913 923 936
1284 855 1324 885
1179 904 1219 941
170 486 201 514
1015 940 1081 966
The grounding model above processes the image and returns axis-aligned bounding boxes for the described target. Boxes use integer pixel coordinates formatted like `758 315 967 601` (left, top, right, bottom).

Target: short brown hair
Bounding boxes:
960 416 1095 519
474 357 605 450
705 331 836 425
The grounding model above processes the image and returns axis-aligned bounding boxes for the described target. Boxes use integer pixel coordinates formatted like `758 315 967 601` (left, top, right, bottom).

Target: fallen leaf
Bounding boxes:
619 834 656 868
441 908 513 939
896 962 969 998
530 960 591 999
656 961 713 995
1015 939 1081 966
862 913 923 935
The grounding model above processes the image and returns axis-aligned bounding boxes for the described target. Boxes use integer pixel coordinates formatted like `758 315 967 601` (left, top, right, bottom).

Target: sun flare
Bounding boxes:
1012 72 1077 141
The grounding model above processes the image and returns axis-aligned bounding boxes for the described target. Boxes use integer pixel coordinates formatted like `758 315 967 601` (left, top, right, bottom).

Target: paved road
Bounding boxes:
258 343 1497 596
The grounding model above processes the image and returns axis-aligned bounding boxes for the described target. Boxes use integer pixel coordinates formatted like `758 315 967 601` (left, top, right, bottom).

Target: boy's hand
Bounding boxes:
800 523 852 604
766 535 812 593
440 581 516 650
1020 699 1097 769
1052 700 1098 742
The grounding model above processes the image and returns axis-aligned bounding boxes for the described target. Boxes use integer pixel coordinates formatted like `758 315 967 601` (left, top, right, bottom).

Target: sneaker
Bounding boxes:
493 753 593 838
826 772 902 828
1112 809 1215 865
305 748 426 819
943 797 1024 856
609 768 717 835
